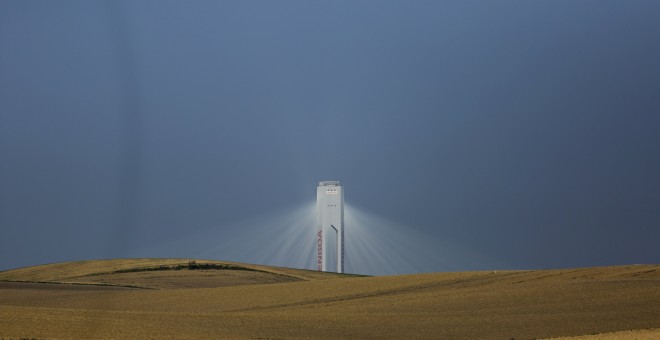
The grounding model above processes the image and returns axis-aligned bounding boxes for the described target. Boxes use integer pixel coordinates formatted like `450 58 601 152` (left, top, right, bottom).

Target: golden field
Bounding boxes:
1 259 659 339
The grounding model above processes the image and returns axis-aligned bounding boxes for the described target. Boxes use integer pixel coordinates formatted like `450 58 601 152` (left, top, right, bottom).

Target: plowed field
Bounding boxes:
1 259 658 339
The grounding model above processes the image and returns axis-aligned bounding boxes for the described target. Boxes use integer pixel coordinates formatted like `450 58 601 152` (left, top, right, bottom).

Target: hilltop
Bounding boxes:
1 259 659 339
0 258 353 289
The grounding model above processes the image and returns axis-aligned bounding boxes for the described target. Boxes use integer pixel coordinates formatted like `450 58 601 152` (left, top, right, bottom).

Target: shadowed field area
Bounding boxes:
1 259 659 339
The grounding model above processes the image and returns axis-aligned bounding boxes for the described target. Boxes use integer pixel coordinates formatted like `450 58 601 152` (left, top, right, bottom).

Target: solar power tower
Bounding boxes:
316 181 345 273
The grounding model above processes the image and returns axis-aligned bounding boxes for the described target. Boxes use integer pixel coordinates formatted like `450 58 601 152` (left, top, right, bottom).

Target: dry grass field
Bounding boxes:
1 259 659 339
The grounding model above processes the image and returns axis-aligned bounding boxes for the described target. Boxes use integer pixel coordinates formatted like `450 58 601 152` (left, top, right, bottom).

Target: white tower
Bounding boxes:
316 181 344 273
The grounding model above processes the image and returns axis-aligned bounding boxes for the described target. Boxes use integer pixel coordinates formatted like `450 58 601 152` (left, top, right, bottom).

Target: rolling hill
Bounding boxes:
1 259 659 339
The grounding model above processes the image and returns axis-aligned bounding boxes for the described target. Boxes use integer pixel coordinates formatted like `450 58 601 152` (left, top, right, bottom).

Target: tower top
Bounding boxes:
318 181 341 187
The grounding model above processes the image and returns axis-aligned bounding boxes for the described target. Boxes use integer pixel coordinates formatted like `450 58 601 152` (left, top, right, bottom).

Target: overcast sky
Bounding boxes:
1 1 659 273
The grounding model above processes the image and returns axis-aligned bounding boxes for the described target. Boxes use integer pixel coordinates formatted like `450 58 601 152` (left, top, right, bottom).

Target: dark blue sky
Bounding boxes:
1 1 659 272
